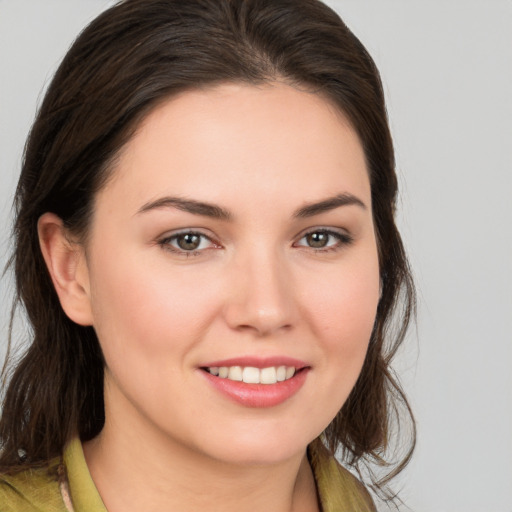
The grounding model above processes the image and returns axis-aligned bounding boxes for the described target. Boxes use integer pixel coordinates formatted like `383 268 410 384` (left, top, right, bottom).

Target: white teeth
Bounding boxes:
209 365 298 384
242 367 260 384
286 367 296 379
228 366 243 381
260 367 277 384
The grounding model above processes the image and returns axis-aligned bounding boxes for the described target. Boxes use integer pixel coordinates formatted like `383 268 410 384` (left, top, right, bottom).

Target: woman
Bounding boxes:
0 0 415 510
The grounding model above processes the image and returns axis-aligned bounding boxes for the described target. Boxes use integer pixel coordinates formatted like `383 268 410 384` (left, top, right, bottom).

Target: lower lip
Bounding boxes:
200 368 309 408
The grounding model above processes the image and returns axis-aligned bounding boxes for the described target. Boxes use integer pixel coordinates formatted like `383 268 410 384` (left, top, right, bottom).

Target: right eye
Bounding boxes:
158 231 218 255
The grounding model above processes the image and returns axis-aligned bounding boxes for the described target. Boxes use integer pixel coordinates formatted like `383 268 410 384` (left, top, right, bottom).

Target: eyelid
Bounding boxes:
293 227 354 250
158 228 221 255
156 226 353 256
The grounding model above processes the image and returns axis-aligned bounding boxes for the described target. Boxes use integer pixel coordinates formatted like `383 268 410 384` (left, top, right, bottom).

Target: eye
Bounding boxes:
295 229 353 251
159 231 218 254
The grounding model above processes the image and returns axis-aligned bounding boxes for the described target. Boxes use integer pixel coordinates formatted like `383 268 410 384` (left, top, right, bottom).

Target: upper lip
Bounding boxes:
200 356 309 369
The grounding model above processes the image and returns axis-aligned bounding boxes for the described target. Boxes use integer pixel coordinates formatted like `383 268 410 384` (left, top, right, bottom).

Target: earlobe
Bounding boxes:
38 213 93 326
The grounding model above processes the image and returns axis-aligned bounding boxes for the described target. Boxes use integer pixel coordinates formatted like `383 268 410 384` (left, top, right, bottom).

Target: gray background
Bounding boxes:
1 1 511 511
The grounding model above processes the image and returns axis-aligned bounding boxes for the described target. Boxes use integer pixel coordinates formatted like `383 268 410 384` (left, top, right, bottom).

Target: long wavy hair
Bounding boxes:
0 0 415 503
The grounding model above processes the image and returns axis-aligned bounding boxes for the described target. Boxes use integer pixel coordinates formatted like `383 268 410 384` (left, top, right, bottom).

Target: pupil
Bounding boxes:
178 234 200 250
307 232 328 248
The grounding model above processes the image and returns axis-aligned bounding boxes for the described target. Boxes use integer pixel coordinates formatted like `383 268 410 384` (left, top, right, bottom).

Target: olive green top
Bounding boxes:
0 438 375 511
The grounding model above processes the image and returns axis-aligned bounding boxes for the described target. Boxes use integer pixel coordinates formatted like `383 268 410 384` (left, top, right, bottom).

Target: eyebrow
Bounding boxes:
137 197 232 220
293 193 367 218
137 192 366 220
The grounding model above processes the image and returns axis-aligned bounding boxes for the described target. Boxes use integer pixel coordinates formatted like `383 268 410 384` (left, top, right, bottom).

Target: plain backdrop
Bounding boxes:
0 1 511 511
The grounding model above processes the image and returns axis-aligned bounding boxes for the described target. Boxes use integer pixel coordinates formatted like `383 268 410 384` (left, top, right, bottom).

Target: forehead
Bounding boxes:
97 82 370 214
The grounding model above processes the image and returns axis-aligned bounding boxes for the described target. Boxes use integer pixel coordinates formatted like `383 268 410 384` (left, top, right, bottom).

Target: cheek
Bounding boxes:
302 260 379 425
87 260 228 425
300 250 380 393
308 261 379 344
88 251 223 365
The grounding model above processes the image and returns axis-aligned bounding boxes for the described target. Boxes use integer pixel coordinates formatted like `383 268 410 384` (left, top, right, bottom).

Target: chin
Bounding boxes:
189 422 320 466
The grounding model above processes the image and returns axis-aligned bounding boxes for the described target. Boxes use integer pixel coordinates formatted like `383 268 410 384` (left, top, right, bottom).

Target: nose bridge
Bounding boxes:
224 242 296 335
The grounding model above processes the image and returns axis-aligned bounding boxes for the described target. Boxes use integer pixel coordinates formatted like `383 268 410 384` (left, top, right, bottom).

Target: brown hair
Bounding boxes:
1 0 415 503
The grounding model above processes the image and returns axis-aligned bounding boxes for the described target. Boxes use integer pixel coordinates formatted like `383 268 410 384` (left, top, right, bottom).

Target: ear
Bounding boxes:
38 213 93 326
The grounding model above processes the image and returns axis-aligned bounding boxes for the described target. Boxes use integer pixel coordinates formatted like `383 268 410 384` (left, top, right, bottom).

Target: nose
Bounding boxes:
223 249 298 337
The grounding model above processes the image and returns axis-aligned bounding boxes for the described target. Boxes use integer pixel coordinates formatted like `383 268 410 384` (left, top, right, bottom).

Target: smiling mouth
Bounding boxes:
202 366 299 385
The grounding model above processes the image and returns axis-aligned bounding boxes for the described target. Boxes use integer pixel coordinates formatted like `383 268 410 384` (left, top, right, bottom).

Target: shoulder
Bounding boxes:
0 458 68 512
308 438 376 512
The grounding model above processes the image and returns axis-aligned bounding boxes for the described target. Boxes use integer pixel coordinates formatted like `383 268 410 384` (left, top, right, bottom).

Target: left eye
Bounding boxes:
295 230 350 250
161 232 215 252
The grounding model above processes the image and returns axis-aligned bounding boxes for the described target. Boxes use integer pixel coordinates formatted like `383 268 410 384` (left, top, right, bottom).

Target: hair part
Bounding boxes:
1 0 415 503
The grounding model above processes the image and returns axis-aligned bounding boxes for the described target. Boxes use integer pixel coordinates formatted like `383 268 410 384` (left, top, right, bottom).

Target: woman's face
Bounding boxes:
79 82 380 464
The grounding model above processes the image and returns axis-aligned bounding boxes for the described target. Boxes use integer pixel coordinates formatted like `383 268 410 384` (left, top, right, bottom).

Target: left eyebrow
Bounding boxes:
293 193 367 218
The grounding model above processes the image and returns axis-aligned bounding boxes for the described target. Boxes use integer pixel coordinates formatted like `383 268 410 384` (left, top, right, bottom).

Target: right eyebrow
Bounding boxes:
136 196 232 220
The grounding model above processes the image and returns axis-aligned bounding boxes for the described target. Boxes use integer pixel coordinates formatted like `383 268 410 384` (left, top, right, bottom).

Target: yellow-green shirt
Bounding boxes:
0 438 375 511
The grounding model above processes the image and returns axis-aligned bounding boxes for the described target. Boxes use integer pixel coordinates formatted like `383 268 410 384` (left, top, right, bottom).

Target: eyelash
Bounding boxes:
294 229 354 253
157 228 353 256
158 231 219 257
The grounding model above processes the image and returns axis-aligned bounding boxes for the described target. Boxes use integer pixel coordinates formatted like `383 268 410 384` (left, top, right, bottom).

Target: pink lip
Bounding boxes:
198 357 310 408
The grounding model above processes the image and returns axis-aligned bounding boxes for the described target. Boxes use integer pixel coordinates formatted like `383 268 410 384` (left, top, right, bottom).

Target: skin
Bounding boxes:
39 82 380 512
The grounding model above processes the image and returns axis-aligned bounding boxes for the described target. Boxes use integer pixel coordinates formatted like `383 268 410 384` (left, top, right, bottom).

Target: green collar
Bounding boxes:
63 438 107 512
